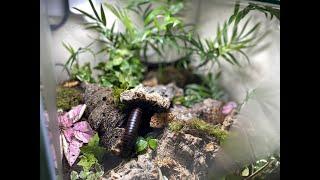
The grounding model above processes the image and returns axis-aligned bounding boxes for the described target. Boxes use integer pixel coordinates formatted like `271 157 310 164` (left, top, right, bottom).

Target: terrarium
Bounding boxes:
40 0 280 179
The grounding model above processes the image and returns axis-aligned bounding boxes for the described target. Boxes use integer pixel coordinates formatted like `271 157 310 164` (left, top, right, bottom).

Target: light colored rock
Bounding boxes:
150 98 232 128
104 128 222 180
120 83 183 111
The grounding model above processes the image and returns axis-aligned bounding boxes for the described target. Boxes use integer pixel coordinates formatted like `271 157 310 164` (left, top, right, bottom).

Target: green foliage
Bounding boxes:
126 0 188 58
70 171 79 180
64 0 276 107
78 134 105 172
135 136 158 154
71 63 96 83
135 137 148 153
56 87 83 111
178 2 279 68
80 134 105 161
147 138 158 150
63 42 95 72
95 49 145 89
77 154 98 172
112 86 127 107
229 3 280 23
70 164 104 180
173 73 224 107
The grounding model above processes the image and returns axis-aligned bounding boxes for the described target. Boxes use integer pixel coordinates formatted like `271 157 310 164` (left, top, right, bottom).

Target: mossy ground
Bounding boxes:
56 86 83 111
168 118 228 142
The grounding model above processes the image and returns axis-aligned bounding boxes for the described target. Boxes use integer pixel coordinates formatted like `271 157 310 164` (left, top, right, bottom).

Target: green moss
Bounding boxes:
56 86 83 111
112 87 126 105
111 87 127 110
172 96 185 105
168 118 228 142
188 118 228 142
168 121 184 132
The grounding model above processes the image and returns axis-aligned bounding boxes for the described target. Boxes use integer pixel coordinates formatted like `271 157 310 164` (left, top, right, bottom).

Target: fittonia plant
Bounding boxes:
58 104 95 166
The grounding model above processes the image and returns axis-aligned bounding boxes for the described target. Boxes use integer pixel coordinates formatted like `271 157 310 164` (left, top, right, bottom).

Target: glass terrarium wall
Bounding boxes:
41 0 63 179
42 0 279 179
191 1 279 177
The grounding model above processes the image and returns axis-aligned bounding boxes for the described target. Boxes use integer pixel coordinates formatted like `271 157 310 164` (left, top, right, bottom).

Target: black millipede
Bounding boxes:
121 107 143 157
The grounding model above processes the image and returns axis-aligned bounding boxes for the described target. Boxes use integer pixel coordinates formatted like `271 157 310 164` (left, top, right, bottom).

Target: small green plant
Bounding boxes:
70 163 104 180
111 86 127 106
94 49 145 88
135 136 158 154
62 42 95 74
71 63 96 83
173 73 224 107
77 154 98 172
56 86 83 111
78 134 105 172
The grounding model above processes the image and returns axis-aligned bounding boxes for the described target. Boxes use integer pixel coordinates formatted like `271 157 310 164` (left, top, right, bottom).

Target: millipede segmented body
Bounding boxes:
121 107 143 157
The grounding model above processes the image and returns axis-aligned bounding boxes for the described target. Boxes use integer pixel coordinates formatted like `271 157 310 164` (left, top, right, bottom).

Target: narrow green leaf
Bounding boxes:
95 46 109 55
114 34 120 47
110 21 116 33
100 4 107 26
222 54 234 65
231 23 238 42
238 17 251 39
234 2 240 15
241 23 260 39
88 0 101 22
228 14 235 25
222 22 228 45
216 24 222 45
252 30 270 45
119 33 128 43
205 39 211 49
237 36 256 45
73 7 96 21
143 4 152 20
110 21 116 42
104 3 121 19
238 50 250 64
234 11 244 24
62 42 73 54
227 53 241 67
197 35 204 51
129 8 140 15
188 37 200 49
149 42 163 57
143 42 148 62
85 25 100 30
